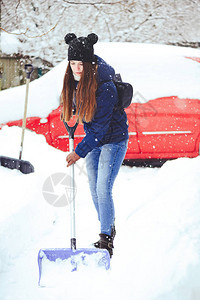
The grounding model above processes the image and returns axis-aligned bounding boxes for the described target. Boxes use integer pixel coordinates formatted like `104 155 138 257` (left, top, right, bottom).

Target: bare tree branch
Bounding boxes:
134 4 162 31
1 0 68 39
93 4 112 40
63 0 122 5
16 0 20 10
0 23 58 38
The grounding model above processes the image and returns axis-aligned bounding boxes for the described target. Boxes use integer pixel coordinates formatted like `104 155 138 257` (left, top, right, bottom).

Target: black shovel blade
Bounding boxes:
0 156 34 174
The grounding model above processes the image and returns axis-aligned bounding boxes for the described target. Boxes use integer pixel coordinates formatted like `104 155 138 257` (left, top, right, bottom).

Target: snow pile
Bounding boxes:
115 158 200 299
0 58 66 124
0 126 62 273
39 250 109 287
0 43 200 124
1 31 21 55
0 126 200 299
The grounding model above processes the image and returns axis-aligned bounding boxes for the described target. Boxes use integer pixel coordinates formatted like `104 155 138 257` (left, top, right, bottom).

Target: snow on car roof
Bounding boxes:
0 43 200 124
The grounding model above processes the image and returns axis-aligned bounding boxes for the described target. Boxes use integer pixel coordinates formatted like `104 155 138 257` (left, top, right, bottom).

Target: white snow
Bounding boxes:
0 43 200 299
0 125 200 299
0 43 200 124
1 31 22 55
39 250 109 287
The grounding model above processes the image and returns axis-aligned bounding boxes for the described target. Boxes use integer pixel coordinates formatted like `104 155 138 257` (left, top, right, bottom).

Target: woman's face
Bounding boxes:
70 61 83 77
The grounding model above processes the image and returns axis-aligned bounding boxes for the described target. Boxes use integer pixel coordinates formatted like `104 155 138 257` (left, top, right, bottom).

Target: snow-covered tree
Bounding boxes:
1 0 200 65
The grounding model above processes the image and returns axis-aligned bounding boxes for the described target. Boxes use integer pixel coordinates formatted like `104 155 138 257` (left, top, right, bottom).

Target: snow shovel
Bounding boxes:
38 121 110 287
0 64 34 174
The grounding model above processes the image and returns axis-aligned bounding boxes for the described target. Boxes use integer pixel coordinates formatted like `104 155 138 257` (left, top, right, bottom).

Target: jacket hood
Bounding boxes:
95 55 115 83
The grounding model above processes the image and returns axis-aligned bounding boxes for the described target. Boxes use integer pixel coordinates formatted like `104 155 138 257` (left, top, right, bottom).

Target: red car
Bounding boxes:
5 94 200 167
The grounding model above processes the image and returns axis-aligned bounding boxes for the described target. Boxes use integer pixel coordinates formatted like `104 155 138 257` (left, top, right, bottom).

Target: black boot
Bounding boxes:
99 233 114 258
93 225 116 248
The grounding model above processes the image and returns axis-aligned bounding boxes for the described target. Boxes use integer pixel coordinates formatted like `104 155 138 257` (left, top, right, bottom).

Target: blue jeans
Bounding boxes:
85 139 128 236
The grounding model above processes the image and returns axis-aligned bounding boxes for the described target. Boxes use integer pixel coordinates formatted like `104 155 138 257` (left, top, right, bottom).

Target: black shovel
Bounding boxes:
0 64 34 174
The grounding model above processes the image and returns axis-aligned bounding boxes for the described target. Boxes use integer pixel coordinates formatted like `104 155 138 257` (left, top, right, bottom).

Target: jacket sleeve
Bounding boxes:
75 82 118 158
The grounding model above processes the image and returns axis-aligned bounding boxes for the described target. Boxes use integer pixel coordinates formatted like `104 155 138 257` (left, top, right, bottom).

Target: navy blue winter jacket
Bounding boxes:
75 55 129 158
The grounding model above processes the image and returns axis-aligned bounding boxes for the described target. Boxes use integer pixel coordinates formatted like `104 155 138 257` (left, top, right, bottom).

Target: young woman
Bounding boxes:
61 33 129 257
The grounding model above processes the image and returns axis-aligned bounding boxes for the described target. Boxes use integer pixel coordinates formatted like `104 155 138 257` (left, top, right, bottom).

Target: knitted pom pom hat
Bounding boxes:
64 33 98 62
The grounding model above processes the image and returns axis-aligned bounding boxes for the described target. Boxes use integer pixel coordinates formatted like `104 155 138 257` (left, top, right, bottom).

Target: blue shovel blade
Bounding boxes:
38 248 110 286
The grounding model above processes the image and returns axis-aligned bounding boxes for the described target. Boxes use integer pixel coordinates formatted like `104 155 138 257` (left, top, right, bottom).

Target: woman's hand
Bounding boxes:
66 151 80 167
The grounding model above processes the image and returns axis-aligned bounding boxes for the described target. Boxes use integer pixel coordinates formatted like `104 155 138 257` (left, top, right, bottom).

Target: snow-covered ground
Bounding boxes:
1 42 200 299
1 43 200 124
1 125 200 300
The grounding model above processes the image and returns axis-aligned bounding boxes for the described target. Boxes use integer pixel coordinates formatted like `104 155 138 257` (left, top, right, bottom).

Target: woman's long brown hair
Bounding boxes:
60 60 98 123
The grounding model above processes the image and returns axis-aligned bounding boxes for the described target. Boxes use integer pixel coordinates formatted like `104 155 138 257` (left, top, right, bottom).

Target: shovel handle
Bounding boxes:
63 120 78 250
19 64 34 160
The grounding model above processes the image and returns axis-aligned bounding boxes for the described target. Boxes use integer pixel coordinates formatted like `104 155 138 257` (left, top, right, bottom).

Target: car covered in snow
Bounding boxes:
1 44 200 166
